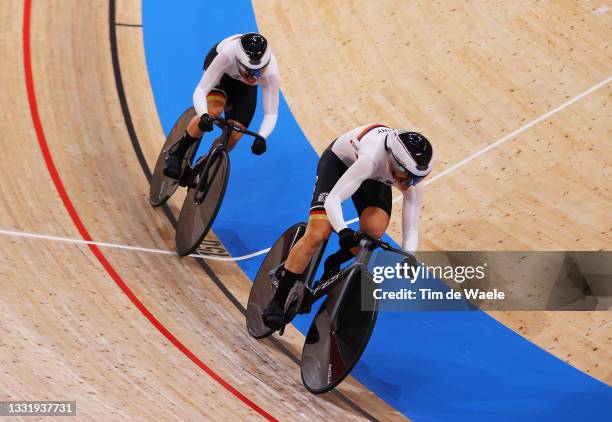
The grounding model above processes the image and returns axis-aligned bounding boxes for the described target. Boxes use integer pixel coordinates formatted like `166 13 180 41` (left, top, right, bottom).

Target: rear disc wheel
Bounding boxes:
149 107 197 207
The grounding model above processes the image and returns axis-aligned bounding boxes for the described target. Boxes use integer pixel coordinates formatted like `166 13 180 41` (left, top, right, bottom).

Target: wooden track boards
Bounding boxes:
253 0 611 384
0 1 403 419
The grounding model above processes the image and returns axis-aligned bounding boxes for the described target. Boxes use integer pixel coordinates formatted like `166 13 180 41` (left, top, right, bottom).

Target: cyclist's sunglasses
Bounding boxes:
391 162 427 187
396 171 426 187
238 62 268 80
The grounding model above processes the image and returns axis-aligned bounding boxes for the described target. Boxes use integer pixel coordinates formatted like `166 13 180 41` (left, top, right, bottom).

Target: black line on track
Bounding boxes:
116 22 142 27
108 0 249 327
108 2 377 420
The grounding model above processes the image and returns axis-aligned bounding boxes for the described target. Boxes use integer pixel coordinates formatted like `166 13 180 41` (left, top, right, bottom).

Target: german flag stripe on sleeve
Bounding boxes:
356 124 388 141
309 209 328 220
207 91 226 100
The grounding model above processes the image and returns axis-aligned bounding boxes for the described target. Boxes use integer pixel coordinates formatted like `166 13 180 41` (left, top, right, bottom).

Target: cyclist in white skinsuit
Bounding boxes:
164 33 280 179
192 34 280 140
325 125 424 252
262 124 435 331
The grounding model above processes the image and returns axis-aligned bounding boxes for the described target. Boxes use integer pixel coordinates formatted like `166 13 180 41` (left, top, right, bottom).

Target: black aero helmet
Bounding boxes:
237 33 271 79
385 130 434 185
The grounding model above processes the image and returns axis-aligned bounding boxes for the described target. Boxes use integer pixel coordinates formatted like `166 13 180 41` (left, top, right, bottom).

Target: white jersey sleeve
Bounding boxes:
192 51 233 117
323 123 427 252
324 156 376 233
257 70 280 139
401 183 424 252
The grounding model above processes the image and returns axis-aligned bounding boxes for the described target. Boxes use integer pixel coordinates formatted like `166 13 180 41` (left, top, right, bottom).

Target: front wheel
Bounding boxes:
175 148 230 256
300 268 379 394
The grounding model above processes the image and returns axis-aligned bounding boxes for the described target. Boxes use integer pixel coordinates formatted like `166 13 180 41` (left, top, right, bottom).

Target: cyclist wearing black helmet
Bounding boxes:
164 33 280 179
263 124 435 331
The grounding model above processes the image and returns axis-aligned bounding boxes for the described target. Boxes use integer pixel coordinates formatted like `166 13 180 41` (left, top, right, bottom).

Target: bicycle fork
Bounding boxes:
328 246 373 333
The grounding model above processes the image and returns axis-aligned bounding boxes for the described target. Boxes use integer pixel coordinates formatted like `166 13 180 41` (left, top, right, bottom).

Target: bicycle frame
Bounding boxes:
308 240 373 304
189 120 232 178
282 232 411 330
191 127 230 200
181 117 263 202
165 116 262 177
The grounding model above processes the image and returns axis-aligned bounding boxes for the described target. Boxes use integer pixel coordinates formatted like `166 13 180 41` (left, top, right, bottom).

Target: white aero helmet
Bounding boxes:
385 130 434 186
236 33 271 80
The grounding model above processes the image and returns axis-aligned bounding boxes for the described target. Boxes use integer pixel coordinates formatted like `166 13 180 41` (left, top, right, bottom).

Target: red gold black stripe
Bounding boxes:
206 91 226 102
356 124 388 141
309 209 328 220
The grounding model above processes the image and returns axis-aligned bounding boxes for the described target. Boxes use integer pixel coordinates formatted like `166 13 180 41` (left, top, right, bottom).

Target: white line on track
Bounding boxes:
4 76 608 262
346 75 612 224
0 229 269 261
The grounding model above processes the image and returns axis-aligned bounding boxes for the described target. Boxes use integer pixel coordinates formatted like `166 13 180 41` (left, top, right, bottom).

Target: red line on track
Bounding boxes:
22 2 277 420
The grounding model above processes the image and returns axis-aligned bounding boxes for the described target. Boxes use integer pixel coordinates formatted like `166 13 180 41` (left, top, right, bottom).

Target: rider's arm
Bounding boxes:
401 183 424 253
192 53 231 116
257 74 280 139
324 157 375 233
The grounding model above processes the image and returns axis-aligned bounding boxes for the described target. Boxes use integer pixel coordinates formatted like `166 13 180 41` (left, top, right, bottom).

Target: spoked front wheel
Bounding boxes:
301 268 379 394
149 107 197 207
175 148 230 256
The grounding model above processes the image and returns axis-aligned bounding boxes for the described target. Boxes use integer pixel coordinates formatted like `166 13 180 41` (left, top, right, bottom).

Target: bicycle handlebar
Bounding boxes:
355 231 413 258
211 116 265 141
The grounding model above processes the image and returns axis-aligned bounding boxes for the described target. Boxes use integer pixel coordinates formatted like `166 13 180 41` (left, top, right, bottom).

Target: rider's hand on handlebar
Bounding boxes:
402 253 420 280
198 113 214 132
403 253 418 270
338 228 358 250
251 136 266 155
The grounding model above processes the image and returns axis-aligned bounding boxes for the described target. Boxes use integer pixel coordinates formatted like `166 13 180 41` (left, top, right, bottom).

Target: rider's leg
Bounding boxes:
262 218 332 329
217 77 256 151
358 206 390 239
320 183 392 277
323 206 389 274
321 247 355 281
164 95 224 178
351 179 392 243
181 97 224 153
173 116 202 156
263 144 344 330
285 218 333 274
281 145 344 278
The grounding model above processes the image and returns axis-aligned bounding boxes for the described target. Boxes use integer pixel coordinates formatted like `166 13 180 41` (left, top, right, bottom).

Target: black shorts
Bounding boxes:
203 44 257 128
309 143 392 221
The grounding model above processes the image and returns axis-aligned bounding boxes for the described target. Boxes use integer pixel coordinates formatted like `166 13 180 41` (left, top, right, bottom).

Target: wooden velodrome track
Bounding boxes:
254 0 611 385
2 0 403 420
0 0 609 421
